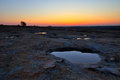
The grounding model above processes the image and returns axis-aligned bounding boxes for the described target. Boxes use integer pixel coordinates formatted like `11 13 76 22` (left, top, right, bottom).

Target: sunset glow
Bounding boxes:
0 0 120 26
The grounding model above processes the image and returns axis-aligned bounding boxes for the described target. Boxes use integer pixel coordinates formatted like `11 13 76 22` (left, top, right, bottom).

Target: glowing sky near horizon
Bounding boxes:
0 0 120 26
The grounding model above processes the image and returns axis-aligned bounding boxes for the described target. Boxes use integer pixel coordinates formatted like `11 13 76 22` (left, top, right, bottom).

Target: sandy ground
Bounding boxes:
0 26 120 80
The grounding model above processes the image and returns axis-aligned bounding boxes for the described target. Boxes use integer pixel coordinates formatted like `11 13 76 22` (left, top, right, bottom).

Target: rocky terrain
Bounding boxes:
0 26 120 80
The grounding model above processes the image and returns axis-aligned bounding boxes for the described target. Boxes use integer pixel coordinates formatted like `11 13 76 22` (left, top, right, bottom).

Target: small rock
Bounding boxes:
110 57 115 61
106 55 120 62
97 67 120 76
43 61 56 69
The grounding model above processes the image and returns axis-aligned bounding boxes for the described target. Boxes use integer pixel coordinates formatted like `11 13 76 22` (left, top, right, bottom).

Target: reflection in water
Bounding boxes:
84 38 91 40
77 37 91 40
35 32 47 35
50 51 101 64
83 35 87 37
77 38 82 40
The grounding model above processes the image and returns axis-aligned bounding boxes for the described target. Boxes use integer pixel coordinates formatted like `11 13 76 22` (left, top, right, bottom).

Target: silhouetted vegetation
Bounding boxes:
21 21 26 26
0 24 3 26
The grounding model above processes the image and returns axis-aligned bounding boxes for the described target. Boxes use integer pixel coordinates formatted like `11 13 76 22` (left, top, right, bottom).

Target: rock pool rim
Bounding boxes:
48 47 101 53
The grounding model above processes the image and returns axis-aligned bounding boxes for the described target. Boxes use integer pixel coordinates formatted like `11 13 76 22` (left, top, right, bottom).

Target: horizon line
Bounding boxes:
0 24 120 27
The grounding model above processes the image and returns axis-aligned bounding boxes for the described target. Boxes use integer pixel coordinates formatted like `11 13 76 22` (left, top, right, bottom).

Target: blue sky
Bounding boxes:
0 0 120 26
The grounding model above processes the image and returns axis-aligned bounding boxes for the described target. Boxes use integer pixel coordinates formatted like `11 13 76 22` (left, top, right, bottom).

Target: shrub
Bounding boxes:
21 21 26 26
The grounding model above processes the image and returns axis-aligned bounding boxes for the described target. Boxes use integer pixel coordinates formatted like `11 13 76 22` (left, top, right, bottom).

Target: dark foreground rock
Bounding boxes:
0 26 120 80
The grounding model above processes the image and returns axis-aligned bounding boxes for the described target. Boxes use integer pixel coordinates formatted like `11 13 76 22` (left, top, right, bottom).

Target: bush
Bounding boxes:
21 21 26 26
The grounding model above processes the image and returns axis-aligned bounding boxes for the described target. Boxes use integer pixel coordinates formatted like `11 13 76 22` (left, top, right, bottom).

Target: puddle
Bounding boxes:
50 51 101 64
83 35 87 37
35 32 47 35
77 38 82 40
77 37 91 40
84 38 91 40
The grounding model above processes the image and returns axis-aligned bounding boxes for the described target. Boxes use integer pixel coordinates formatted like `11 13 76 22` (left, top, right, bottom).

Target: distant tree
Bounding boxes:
21 21 26 26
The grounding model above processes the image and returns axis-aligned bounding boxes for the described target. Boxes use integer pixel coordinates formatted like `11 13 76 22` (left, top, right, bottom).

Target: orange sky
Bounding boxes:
0 0 120 26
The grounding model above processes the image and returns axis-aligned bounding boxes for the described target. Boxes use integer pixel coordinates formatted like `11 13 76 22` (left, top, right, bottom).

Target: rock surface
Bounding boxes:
0 26 120 80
